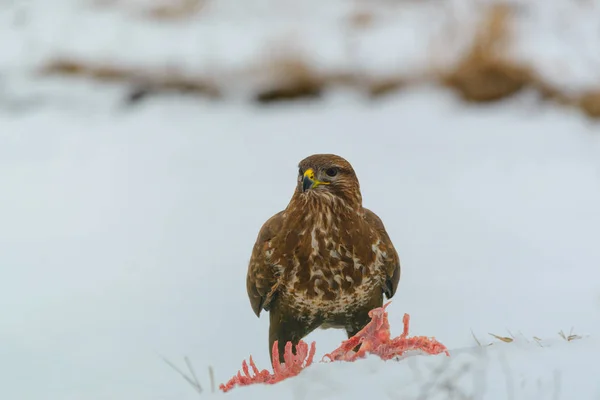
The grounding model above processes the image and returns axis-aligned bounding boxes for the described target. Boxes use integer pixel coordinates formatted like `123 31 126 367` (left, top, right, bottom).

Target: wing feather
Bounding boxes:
246 211 284 317
364 208 401 299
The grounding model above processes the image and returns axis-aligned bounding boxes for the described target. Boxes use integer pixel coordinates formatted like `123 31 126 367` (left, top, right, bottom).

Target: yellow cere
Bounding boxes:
303 168 330 188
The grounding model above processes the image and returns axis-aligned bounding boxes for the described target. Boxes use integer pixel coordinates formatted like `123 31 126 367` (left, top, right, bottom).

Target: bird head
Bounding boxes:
295 154 362 208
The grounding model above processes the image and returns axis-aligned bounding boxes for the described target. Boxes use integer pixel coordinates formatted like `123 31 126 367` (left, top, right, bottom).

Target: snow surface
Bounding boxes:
2 0 600 399
2 86 600 400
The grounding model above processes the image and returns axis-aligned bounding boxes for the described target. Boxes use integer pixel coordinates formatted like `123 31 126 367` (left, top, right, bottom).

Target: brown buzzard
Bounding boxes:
246 154 401 364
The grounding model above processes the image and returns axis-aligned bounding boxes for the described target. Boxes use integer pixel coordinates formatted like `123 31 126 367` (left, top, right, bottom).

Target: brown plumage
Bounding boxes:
246 154 401 364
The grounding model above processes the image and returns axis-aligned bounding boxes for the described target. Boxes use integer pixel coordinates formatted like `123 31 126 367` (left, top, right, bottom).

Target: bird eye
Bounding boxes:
325 168 338 177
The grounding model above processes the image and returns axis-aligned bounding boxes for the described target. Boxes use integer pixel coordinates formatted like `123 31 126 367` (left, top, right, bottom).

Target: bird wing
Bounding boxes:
246 211 284 317
364 208 401 299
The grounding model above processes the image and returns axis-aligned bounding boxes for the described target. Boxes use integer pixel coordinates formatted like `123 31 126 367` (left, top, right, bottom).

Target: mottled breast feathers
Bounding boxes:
246 205 400 318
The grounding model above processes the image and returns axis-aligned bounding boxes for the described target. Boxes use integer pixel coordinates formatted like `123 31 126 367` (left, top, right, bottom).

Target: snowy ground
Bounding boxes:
1 1 600 398
2 86 600 400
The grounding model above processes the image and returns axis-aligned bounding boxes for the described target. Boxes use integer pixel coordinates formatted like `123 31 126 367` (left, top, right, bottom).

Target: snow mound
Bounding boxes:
218 335 599 400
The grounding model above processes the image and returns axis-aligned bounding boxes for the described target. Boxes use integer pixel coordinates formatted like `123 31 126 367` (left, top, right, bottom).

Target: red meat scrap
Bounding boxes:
219 340 316 392
220 302 449 392
323 301 449 362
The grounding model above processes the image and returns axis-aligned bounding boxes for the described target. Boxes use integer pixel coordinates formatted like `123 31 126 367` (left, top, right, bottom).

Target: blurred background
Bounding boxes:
2 0 600 113
2 1 600 399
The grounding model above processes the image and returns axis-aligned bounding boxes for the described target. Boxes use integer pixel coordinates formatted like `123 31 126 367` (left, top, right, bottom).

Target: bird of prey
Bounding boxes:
246 154 401 364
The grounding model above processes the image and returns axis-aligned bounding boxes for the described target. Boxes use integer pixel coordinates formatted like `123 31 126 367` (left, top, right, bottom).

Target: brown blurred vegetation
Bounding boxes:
40 3 600 118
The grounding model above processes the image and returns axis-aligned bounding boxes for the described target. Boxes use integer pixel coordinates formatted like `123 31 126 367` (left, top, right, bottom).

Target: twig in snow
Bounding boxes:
558 327 583 342
161 355 203 395
208 366 215 393
471 329 482 347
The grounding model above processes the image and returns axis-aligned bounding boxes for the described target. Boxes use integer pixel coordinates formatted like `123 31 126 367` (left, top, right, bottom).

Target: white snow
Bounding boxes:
2 0 600 399
2 87 600 400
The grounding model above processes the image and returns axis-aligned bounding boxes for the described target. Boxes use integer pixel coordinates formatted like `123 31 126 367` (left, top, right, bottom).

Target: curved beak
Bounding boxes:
302 168 329 192
302 174 314 192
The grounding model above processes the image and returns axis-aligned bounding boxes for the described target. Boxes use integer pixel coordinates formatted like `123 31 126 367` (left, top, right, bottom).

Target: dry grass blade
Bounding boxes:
161 355 203 394
488 333 513 343
184 357 202 392
558 328 583 342
471 329 494 347
208 366 215 393
558 330 568 341
471 329 482 347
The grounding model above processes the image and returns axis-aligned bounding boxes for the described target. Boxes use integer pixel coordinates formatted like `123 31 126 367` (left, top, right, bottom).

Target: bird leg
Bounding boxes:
345 326 365 353
268 306 317 366
344 295 384 352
